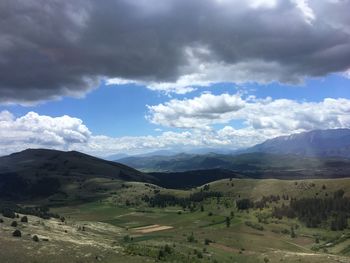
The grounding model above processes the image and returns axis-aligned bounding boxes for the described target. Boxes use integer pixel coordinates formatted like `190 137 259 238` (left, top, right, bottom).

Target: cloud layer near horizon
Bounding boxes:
1 0 350 103
147 93 350 131
1 94 350 156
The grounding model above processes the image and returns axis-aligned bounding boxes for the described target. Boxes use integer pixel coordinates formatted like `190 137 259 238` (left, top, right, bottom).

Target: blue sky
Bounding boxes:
1 74 349 138
1 0 350 156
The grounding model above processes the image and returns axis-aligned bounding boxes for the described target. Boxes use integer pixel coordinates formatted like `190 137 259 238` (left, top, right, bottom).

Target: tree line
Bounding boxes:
273 190 349 230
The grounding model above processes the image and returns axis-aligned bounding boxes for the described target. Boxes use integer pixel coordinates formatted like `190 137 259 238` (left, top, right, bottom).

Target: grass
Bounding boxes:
2 178 350 262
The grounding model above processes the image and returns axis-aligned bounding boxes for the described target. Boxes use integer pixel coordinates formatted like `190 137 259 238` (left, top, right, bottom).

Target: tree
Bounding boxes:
158 249 165 260
331 213 348 231
334 189 345 199
21 216 28 223
11 221 17 227
236 199 253 210
203 184 210 191
290 227 296 238
204 238 212 245
12 230 21 237
226 216 231 228
2 208 15 219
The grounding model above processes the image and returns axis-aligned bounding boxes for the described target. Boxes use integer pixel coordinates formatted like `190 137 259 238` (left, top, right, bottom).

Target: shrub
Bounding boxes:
226 216 231 227
158 249 165 260
21 216 28 223
33 235 39 242
245 221 264 231
12 230 21 237
196 251 203 258
123 235 131 242
187 232 196 242
2 208 15 219
0 218 3 223
290 227 296 238
164 244 173 254
204 238 212 245
11 221 18 227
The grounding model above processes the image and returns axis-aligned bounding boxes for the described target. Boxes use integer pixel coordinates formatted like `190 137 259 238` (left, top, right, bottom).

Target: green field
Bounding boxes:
1 178 350 262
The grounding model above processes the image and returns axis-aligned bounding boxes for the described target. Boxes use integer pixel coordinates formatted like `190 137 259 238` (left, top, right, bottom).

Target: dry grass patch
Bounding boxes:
132 224 173 233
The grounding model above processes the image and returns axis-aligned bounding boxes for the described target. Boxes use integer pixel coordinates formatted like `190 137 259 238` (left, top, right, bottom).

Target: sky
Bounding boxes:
0 0 350 157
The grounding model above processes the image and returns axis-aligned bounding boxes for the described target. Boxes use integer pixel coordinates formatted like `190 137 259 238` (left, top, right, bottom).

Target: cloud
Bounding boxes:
147 93 350 133
0 111 91 155
1 99 350 157
147 93 246 129
1 0 350 103
292 0 315 24
0 110 239 156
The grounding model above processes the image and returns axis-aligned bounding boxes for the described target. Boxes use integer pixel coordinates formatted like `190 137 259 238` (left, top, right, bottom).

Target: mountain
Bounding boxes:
118 151 350 180
104 153 129 161
118 153 196 172
245 129 350 158
0 149 154 200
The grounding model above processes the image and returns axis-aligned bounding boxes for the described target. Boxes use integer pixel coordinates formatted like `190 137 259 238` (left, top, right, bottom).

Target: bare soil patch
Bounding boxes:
132 224 173 233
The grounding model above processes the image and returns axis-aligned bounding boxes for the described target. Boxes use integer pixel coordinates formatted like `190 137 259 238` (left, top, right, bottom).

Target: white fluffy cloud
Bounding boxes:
0 110 267 156
147 93 246 128
0 111 91 155
147 93 350 133
1 95 350 157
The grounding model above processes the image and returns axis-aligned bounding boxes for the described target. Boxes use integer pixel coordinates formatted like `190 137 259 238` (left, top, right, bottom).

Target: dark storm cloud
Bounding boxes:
1 0 350 103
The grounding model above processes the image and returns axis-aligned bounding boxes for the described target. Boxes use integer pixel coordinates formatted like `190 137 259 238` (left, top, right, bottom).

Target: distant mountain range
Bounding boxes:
105 148 235 161
244 128 350 158
118 129 350 175
1 129 350 199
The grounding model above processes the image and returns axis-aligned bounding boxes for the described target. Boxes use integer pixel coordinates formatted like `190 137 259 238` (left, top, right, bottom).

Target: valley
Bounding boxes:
1 143 350 263
2 175 350 262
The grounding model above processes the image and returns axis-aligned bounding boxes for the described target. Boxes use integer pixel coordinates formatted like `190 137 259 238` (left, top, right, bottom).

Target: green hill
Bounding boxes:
0 149 154 201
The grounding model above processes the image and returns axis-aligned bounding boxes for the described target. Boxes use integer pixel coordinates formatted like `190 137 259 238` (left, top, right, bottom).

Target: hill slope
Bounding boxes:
0 149 154 200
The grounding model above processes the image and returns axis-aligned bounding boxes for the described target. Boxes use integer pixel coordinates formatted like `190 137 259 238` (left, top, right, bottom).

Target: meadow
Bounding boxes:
2 178 349 262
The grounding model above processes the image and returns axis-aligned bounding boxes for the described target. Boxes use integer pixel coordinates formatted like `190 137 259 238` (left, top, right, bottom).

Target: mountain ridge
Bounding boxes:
245 128 350 158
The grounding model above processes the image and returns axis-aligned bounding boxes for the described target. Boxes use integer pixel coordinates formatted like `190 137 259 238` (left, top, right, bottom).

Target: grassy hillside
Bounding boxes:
0 149 154 201
2 177 350 263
